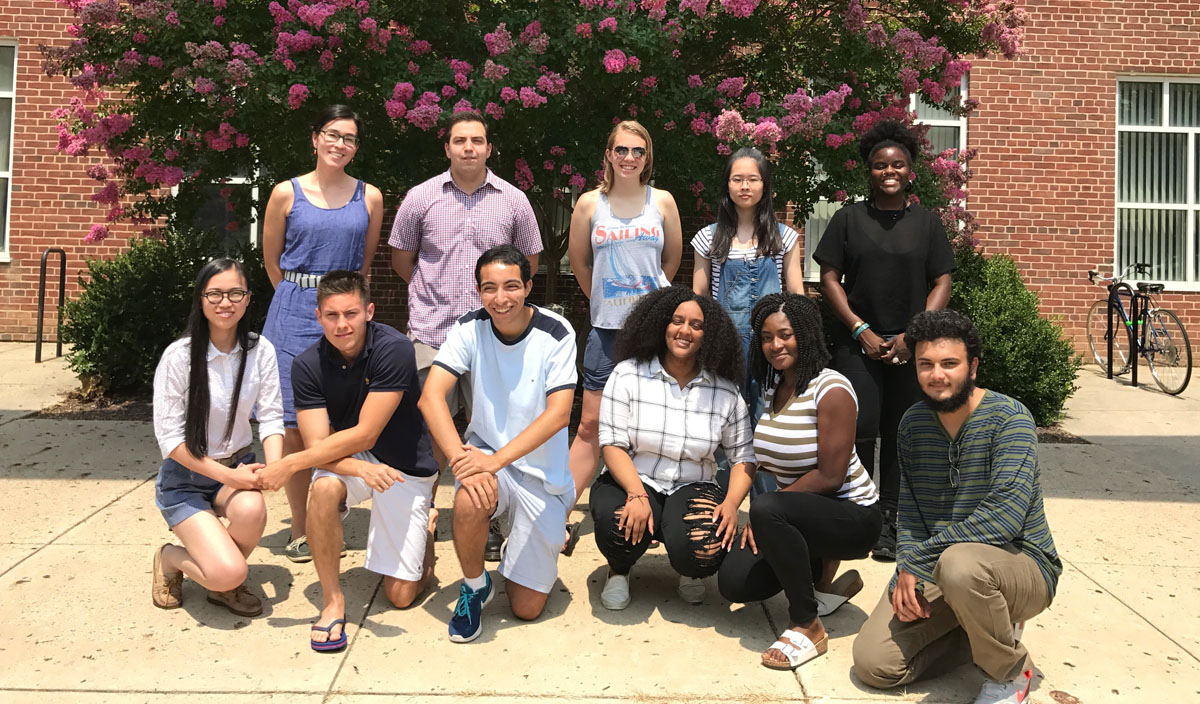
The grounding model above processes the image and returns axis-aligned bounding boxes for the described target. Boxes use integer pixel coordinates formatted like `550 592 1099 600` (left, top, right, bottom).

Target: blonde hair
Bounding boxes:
599 120 654 194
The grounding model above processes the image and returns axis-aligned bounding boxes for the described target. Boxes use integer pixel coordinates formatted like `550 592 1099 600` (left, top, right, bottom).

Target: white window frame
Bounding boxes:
0 39 18 263
1115 76 1200 291
802 77 969 281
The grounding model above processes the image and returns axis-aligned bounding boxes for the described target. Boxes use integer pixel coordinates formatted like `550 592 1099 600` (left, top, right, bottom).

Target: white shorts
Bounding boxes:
311 451 437 582
484 466 571 594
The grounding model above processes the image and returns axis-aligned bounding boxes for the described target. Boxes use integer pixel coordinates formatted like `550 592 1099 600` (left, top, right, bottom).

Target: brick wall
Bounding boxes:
969 0 1200 356
0 2 140 342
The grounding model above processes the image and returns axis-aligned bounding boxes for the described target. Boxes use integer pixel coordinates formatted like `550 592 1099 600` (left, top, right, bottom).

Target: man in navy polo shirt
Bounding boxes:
419 244 577 643
258 270 438 652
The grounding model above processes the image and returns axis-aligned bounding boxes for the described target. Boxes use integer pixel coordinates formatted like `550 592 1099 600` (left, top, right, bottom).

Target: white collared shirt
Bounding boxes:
598 357 754 494
152 334 285 459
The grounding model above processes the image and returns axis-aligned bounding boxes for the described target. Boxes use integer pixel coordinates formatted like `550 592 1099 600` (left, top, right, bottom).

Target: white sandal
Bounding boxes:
762 628 829 670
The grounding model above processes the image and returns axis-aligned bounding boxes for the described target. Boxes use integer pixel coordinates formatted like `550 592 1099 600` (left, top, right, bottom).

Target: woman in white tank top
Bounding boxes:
564 120 683 535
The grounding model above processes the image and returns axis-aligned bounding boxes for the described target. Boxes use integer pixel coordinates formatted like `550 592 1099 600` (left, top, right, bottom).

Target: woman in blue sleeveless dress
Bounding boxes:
260 105 383 561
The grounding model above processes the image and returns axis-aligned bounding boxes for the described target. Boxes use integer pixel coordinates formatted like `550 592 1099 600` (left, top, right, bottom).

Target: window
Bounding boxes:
0 42 16 262
803 78 969 279
173 168 259 250
1116 78 1200 287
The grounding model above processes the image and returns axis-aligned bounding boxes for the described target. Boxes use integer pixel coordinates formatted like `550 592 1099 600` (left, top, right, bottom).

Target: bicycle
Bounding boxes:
1086 263 1192 395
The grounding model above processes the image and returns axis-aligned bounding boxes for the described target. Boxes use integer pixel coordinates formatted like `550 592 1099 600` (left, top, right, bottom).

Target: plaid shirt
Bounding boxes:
389 169 542 348
599 357 754 495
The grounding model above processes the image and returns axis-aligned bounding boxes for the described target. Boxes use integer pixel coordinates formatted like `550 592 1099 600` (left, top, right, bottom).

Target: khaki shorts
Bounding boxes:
413 339 473 419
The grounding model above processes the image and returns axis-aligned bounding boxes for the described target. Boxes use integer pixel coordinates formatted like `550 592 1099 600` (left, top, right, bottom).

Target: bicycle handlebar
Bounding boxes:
1088 262 1152 285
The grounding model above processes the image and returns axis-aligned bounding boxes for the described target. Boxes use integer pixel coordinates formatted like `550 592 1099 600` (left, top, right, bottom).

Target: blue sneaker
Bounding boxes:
448 572 494 643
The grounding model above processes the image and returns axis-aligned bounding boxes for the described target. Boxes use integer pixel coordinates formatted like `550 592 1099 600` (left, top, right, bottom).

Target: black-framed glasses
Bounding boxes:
612 145 647 159
947 440 961 488
203 289 249 304
320 129 360 148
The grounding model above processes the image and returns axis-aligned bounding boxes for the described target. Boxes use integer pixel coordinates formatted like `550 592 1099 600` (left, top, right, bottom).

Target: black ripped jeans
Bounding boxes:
590 471 727 578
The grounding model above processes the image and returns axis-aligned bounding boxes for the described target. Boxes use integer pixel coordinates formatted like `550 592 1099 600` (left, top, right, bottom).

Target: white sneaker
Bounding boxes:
974 669 1033 704
676 576 705 604
601 572 631 610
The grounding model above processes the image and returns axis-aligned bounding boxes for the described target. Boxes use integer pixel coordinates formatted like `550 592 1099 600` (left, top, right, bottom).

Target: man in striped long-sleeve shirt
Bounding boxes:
853 310 1061 704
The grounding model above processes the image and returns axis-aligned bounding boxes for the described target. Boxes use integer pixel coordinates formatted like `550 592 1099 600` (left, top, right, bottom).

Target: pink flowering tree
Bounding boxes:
47 0 1025 262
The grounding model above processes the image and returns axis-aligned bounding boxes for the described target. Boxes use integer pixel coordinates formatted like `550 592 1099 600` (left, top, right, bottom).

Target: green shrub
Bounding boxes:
62 229 270 394
949 246 1081 426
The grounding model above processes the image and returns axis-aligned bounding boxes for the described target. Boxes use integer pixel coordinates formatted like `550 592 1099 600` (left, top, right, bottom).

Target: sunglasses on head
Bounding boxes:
611 145 647 159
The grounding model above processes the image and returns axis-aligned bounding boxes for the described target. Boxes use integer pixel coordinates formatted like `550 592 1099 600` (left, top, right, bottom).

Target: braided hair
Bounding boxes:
749 292 829 402
613 285 745 387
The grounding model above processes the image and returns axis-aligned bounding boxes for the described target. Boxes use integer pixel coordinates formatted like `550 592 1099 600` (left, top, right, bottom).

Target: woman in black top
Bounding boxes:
811 121 955 561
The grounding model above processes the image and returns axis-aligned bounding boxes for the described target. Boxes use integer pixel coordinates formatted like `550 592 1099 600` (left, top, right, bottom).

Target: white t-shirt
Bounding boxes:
433 304 578 494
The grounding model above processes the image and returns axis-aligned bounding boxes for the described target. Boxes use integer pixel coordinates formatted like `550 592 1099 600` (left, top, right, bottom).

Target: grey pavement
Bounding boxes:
0 343 1197 703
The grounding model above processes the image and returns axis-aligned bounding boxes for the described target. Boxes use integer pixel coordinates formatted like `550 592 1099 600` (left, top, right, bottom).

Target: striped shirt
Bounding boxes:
388 169 543 348
599 357 754 495
892 391 1062 598
691 223 799 297
754 369 878 506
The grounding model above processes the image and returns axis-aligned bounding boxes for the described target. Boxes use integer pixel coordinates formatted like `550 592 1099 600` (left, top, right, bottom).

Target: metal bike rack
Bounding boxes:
36 247 67 363
1107 281 1137 387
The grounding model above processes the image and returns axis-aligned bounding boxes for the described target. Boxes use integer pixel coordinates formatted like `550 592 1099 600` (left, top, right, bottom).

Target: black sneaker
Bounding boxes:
484 518 504 562
872 513 897 562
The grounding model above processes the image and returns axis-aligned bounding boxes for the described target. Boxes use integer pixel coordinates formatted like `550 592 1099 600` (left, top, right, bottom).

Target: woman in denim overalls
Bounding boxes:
692 148 804 420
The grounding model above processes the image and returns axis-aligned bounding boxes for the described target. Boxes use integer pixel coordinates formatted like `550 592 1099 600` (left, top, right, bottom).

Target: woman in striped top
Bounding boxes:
717 292 883 670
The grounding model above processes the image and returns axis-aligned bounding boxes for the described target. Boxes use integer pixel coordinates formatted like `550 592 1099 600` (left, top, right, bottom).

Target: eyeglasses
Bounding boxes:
611 145 647 159
947 440 961 488
319 129 360 148
202 289 249 304
729 176 763 185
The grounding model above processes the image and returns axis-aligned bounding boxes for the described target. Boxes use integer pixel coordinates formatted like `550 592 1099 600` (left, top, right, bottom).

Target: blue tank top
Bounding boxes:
278 177 369 274
589 186 670 329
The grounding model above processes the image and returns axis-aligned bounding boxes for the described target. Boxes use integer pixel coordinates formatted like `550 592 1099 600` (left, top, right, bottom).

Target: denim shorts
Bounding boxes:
582 327 619 391
154 450 253 528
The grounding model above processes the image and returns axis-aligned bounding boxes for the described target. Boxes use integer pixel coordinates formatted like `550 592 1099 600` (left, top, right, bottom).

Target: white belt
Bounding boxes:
283 270 322 288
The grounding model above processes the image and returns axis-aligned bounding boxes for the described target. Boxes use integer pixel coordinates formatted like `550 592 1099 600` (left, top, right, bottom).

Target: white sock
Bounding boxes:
464 573 488 591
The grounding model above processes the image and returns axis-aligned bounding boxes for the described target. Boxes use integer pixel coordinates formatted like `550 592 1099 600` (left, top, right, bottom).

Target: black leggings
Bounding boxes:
590 471 727 578
718 490 882 624
831 338 919 515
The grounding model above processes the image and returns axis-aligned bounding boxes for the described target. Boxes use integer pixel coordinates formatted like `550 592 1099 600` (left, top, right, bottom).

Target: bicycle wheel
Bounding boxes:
1086 299 1132 374
1145 308 1192 395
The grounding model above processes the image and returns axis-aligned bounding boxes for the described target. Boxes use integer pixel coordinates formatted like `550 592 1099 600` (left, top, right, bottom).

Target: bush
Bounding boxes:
949 246 1081 426
62 229 270 394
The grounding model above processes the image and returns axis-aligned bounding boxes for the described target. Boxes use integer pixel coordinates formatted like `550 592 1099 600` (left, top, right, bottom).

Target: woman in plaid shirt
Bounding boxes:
591 286 755 610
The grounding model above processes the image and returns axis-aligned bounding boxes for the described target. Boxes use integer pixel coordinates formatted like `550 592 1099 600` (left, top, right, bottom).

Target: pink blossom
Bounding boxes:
713 109 752 142
165 11 179 26
687 74 703 88
319 50 335 71
454 72 470 89
453 99 475 113
576 23 592 38
844 159 858 170
442 85 457 98
483 60 509 80
194 77 216 95
235 134 249 148
91 181 119 204
213 0 227 9
663 120 676 131
500 86 519 102
598 17 618 33
642 0 669 21
602 49 627 74
519 87 547 108
84 224 109 243
627 56 640 72
719 0 760 18
85 164 109 180
843 0 867 33
132 31 147 44
484 101 505 120
406 102 441 131
343 85 356 99
543 160 556 171
683 102 696 116
484 23 514 56
717 77 745 97
287 83 310 110
408 61 420 75
716 143 731 155
689 181 704 196
561 164 573 175
834 190 848 202
898 68 919 96
550 146 566 156
408 40 432 55
745 92 761 108
214 15 225 27
536 71 567 95
679 0 709 17
148 56 163 68
449 59 474 75
393 82 414 102
642 76 658 90
690 117 709 135
359 18 377 34
385 99 407 119
569 172 586 190
866 24 888 48
514 158 534 190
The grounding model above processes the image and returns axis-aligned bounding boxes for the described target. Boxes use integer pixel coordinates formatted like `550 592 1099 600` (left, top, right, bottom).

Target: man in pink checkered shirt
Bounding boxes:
390 111 543 558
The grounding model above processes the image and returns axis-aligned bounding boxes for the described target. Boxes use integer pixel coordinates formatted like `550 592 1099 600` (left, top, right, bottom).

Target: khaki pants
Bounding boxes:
413 340 472 419
852 543 1052 687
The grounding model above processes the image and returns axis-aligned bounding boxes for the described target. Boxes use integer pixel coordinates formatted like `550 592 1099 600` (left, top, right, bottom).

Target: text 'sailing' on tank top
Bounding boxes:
589 186 669 329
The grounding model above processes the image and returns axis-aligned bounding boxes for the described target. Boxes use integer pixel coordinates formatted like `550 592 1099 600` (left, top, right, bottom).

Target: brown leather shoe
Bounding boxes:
152 544 183 610
206 584 263 617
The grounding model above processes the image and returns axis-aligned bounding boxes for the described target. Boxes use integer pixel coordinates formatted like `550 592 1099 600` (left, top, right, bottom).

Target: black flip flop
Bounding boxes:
561 521 583 556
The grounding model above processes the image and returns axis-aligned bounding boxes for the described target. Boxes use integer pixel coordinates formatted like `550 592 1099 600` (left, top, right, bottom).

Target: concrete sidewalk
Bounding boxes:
0 345 1197 703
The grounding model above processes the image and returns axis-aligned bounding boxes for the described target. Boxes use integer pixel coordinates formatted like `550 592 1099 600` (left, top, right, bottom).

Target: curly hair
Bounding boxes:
749 292 830 402
858 120 920 166
613 285 744 387
905 309 982 363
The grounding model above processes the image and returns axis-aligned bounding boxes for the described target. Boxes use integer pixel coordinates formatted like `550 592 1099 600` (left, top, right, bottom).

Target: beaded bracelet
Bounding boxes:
625 493 649 503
